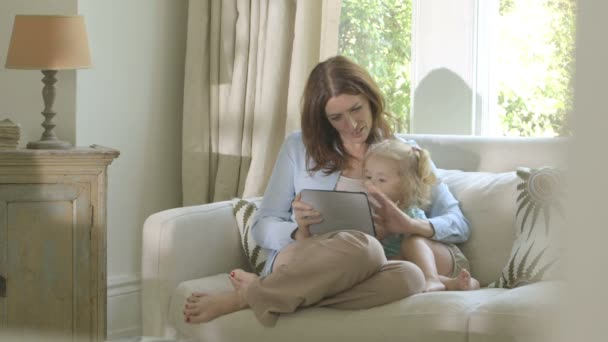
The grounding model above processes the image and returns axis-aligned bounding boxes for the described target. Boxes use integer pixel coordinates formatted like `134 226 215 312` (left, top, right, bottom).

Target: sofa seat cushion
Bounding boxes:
170 274 508 342
468 281 563 342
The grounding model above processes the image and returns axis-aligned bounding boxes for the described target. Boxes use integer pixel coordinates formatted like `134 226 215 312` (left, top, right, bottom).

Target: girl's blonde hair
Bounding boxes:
364 139 437 210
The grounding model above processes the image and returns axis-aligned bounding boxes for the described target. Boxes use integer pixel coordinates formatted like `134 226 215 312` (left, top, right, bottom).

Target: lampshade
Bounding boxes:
5 15 92 70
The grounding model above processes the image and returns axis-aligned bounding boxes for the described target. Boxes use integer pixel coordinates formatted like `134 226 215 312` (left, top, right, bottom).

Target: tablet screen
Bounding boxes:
300 189 376 236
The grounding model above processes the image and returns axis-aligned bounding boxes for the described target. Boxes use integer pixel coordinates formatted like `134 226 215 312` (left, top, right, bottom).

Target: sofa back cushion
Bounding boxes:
399 133 568 173
437 169 520 286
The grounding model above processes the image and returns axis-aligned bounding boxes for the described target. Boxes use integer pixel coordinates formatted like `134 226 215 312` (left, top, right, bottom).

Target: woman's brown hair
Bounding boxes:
301 55 394 173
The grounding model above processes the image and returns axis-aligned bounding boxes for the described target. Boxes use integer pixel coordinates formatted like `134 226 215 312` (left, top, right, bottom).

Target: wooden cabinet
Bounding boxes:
0 146 119 341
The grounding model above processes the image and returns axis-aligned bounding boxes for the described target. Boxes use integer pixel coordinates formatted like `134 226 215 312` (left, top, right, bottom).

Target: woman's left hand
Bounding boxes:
365 181 434 238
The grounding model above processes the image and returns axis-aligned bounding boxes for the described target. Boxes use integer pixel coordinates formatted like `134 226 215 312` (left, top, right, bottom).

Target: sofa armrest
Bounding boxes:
141 200 248 337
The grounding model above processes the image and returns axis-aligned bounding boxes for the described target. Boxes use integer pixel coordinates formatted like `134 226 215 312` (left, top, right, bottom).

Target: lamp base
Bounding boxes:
27 139 72 150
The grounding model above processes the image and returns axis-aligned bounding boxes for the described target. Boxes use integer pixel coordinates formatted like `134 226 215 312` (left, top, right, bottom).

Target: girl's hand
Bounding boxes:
291 192 323 240
365 181 435 238
365 181 416 235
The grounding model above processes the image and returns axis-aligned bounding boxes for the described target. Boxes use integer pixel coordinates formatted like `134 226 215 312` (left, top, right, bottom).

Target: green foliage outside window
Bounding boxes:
338 0 413 133
497 0 576 137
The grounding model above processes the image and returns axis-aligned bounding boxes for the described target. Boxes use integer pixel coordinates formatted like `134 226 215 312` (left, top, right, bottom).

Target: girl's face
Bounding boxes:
324 94 373 146
364 155 402 204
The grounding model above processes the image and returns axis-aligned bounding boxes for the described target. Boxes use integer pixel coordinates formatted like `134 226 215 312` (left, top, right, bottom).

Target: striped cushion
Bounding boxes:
231 198 268 275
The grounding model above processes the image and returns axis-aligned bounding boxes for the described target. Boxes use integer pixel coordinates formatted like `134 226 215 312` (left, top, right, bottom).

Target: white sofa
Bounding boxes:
141 134 567 342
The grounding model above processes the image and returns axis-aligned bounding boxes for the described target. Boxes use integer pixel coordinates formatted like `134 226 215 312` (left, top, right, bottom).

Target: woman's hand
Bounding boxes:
365 181 435 238
291 192 323 240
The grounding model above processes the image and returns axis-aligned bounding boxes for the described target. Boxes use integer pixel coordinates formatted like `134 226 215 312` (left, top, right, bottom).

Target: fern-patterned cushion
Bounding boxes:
232 198 268 275
489 167 565 288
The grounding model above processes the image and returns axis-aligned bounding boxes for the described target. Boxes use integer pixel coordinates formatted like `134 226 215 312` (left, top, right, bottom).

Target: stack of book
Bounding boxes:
0 119 20 149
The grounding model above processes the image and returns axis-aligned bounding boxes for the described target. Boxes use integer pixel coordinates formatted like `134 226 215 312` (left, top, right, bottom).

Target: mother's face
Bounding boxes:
324 94 373 146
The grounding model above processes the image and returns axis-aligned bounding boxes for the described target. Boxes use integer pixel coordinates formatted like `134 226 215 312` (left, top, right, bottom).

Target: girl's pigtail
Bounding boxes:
412 147 437 209
416 148 437 187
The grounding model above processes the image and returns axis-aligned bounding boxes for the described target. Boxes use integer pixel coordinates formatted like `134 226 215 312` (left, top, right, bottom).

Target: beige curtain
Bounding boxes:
182 0 341 205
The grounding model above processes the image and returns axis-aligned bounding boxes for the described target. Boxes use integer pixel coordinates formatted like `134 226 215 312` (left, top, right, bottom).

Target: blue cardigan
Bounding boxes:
251 131 470 253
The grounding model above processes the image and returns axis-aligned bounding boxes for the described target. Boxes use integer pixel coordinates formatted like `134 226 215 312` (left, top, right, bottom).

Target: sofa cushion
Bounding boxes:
488 167 565 288
170 274 507 342
232 198 268 274
468 281 563 342
437 169 520 286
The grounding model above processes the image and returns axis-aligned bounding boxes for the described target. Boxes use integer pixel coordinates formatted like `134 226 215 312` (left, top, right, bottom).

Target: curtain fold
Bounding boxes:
182 0 341 205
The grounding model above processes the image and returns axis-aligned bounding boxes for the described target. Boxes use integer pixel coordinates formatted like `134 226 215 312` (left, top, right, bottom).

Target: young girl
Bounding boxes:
364 139 480 292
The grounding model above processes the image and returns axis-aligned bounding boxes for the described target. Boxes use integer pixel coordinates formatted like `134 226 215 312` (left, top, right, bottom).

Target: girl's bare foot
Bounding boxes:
424 278 446 292
228 269 259 291
183 291 248 323
442 269 480 291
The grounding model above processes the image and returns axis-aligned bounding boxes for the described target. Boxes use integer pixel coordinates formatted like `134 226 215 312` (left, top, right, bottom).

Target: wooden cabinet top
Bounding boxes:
0 145 120 167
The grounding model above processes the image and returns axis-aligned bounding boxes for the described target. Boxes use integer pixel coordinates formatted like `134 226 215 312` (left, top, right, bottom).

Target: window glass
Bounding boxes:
339 0 413 133
338 0 575 137
496 0 576 137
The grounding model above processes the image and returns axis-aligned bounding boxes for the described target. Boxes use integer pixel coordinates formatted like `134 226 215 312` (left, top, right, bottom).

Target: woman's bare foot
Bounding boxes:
228 269 259 291
442 269 480 291
424 278 446 292
183 291 248 323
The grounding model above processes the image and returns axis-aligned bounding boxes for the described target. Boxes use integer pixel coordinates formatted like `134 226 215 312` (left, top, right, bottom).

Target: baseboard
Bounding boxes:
106 326 142 341
107 273 142 340
108 273 141 297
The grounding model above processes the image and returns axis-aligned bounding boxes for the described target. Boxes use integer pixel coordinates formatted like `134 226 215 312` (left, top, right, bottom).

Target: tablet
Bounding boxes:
300 189 376 236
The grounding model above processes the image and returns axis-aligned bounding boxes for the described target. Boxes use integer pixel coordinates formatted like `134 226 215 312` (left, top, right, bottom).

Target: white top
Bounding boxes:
335 175 382 209
335 175 366 192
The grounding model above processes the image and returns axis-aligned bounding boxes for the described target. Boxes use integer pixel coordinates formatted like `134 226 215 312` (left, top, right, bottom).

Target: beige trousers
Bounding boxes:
244 231 425 326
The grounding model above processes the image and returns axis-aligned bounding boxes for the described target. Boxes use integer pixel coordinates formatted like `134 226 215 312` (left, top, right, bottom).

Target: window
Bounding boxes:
339 0 413 133
494 0 576 137
337 0 576 137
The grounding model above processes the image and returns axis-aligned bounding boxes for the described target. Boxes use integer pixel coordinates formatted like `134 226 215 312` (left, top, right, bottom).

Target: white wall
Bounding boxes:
0 0 78 146
76 0 187 338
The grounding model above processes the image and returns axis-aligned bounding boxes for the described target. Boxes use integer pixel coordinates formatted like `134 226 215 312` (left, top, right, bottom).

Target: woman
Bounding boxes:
183 56 470 326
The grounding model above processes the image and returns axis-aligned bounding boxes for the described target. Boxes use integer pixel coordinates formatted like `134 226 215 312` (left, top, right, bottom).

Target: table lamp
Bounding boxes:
4 15 92 149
